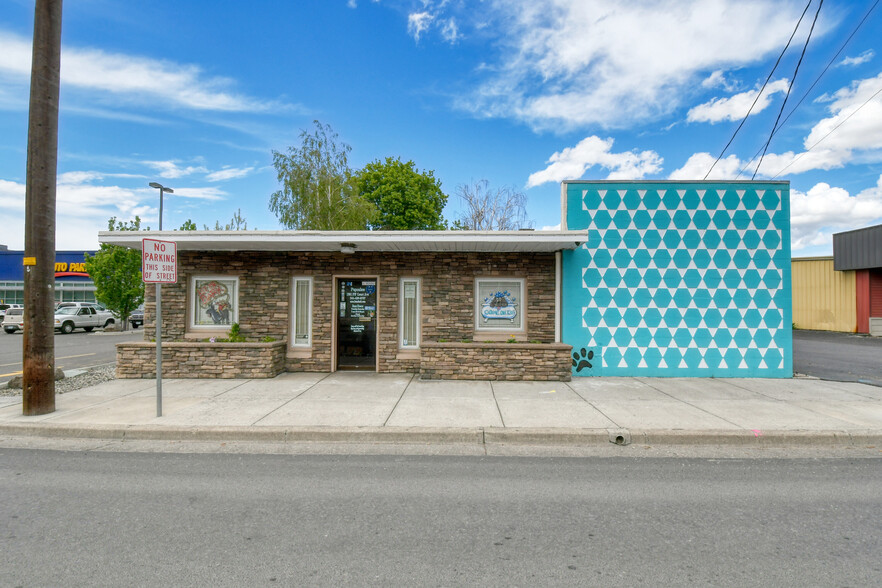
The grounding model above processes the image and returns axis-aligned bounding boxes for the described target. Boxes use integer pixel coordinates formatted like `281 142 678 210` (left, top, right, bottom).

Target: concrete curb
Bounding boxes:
1 422 881 448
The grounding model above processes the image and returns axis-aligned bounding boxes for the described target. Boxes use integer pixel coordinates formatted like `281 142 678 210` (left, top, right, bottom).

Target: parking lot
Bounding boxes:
793 329 882 387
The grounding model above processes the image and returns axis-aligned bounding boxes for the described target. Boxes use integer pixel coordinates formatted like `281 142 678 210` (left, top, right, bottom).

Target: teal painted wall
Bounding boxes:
563 181 793 378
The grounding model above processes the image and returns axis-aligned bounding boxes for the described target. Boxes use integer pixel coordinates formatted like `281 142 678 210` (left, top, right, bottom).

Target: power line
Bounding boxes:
735 0 881 178
703 0 813 180
753 0 824 179
771 82 882 178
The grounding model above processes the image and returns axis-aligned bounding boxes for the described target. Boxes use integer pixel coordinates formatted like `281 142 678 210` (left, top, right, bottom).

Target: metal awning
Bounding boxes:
97 230 585 253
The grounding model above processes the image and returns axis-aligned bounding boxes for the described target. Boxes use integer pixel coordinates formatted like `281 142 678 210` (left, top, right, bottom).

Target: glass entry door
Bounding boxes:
336 279 377 370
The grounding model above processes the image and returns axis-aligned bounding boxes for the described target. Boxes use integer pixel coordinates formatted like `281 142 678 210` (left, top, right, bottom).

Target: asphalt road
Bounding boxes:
1 449 879 587
0 328 142 385
793 329 882 386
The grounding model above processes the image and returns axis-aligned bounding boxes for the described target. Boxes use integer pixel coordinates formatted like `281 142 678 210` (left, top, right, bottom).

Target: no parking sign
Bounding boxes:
142 239 177 283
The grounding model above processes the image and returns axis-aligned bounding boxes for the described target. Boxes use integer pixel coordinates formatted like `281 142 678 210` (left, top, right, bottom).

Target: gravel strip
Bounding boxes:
1 364 117 397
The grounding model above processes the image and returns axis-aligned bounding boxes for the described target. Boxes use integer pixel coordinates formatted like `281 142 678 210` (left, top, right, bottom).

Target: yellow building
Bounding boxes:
791 257 856 332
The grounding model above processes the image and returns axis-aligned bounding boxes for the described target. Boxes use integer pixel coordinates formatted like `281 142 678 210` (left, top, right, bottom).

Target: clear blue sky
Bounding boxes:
1 0 880 255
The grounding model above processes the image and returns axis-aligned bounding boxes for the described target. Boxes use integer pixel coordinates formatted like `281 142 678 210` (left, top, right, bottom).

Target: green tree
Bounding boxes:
203 208 251 230
178 219 197 231
83 217 146 331
356 157 448 230
270 120 376 230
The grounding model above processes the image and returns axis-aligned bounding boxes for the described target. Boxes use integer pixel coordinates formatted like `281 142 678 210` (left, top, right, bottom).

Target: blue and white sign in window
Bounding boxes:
476 278 523 331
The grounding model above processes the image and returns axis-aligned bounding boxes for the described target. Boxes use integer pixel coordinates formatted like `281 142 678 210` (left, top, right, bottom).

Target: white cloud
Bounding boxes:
408 12 434 42
0 30 287 113
673 73 882 179
687 78 789 124
441 18 460 43
669 149 848 180
0 179 25 214
0 175 153 249
668 153 743 180
541 223 561 231
452 0 809 130
144 160 208 179
0 168 229 248
838 49 874 67
527 136 662 188
171 187 225 200
701 70 739 92
790 177 882 252
206 167 255 182
801 73 882 154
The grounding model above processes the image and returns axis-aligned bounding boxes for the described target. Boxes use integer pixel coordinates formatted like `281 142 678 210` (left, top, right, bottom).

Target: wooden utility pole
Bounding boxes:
22 0 63 415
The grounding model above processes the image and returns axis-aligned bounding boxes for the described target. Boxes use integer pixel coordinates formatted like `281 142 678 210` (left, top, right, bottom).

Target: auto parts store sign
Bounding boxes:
142 239 177 283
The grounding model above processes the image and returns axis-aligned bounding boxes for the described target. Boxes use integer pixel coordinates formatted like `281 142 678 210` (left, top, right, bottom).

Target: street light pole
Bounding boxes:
148 182 173 417
148 182 173 231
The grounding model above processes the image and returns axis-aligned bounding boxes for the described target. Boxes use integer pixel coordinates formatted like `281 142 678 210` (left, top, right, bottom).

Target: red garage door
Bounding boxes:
870 269 882 317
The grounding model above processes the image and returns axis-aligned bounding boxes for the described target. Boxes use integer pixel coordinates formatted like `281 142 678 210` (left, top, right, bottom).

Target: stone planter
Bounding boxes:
116 340 287 379
420 342 573 381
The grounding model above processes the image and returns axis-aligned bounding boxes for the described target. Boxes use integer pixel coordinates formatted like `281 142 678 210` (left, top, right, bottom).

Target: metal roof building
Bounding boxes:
833 223 882 336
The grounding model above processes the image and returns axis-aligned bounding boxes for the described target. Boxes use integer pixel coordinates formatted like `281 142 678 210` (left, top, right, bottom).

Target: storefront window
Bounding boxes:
0 282 25 305
292 277 312 346
400 278 420 348
475 278 523 331
191 277 238 328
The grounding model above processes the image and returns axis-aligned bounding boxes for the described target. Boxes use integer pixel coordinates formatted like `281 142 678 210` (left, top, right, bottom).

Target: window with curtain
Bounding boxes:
292 277 312 346
400 278 420 348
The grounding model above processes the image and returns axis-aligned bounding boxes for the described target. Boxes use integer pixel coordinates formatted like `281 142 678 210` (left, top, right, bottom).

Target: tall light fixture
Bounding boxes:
148 182 173 417
148 182 174 230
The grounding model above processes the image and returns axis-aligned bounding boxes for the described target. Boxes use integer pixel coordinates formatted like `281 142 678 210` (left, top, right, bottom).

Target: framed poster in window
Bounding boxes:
191 277 238 328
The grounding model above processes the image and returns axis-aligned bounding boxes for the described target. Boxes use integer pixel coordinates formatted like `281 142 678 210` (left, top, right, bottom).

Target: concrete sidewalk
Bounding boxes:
1 372 881 448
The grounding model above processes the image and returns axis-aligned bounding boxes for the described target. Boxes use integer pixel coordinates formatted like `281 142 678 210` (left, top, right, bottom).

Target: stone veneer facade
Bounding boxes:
117 341 287 379
420 342 572 381
130 250 563 378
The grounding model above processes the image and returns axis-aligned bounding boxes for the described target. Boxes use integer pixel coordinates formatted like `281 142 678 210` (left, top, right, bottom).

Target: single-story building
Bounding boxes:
834 223 882 336
791 256 857 333
105 231 580 381
102 180 793 380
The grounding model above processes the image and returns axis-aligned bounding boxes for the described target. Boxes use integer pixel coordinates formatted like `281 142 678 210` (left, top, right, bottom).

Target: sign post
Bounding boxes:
142 238 177 417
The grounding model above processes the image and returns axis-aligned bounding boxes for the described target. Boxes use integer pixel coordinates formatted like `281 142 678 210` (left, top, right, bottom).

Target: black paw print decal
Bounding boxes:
572 348 594 372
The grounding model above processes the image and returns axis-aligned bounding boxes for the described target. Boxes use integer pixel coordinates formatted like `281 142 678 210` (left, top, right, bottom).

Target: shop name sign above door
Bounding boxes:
142 238 177 283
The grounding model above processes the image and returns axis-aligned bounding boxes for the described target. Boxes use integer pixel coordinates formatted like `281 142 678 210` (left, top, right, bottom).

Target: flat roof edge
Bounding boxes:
561 180 790 185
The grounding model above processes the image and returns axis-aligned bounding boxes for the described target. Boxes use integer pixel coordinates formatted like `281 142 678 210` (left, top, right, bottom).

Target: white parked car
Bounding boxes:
53 306 116 334
2 307 24 333
0 303 23 321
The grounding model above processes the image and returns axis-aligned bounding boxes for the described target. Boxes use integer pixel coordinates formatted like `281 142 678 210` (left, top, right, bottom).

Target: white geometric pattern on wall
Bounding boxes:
562 182 793 378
